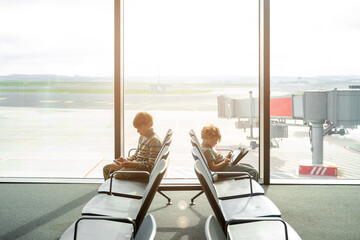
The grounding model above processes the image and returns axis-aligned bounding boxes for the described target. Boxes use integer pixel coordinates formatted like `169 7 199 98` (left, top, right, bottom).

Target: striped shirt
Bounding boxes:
127 128 162 172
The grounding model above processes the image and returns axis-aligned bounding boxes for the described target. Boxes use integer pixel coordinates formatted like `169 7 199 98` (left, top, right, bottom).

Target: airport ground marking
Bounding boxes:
83 157 105 178
344 146 360 154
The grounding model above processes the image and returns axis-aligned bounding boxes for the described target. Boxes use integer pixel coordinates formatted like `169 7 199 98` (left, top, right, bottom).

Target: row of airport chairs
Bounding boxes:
59 129 173 240
98 129 173 205
59 127 300 239
189 129 302 240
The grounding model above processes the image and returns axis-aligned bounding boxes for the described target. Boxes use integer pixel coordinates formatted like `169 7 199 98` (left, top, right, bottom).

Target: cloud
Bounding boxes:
1 0 359 77
0 0 113 76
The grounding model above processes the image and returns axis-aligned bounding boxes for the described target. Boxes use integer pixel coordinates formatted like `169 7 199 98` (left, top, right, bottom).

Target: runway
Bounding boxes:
0 85 256 112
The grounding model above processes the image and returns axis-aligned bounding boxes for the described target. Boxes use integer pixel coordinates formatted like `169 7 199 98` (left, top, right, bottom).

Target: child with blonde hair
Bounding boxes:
201 124 259 181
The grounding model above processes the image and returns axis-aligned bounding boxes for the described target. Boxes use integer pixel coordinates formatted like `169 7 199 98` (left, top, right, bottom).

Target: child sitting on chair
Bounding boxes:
200 124 259 182
103 112 162 181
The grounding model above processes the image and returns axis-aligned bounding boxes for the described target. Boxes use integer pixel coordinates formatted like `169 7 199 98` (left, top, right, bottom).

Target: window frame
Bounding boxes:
259 0 270 185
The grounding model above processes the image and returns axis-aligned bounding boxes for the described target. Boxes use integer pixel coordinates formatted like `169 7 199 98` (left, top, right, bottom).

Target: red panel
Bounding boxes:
298 165 337 176
270 97 292 117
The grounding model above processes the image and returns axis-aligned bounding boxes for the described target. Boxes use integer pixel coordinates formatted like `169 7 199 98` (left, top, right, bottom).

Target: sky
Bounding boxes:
0 0 359 78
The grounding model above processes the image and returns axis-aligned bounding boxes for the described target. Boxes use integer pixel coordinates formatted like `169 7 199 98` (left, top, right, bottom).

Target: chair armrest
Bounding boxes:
212 171 253 195
216 148 232 156
225 218 288 240
109 170 150 194
216 148 233 152
110 170 150 178
128 148 137 157
74 216 136 240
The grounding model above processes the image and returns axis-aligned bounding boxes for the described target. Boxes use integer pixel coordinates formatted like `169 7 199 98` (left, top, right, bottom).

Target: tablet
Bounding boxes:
230 148 249 165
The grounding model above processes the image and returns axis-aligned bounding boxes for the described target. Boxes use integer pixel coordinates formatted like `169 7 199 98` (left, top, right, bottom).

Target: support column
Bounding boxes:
311 122 324 165
299 120 337 176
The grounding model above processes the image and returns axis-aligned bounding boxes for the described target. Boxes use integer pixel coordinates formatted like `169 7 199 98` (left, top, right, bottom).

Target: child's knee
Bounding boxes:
103 164 112 172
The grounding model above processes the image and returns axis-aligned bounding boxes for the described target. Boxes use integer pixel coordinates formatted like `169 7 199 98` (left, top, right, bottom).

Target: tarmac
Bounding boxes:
1 84 359 181
1 106 359 180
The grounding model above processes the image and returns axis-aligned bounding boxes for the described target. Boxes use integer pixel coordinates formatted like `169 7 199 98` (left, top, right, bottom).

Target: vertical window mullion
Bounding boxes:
259 0 270 184
115 0 125 158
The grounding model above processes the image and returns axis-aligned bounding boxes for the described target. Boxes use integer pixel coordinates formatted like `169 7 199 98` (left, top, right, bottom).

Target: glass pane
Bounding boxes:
270 0 360 181
124 0 259 178
0 0 114 178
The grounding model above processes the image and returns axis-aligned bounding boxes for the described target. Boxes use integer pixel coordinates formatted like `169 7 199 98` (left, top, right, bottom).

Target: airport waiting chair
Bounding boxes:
134 214 157 240
205 215 226 240
205 215 302 240
98 129 173 204
98 141 170 197
81 154 168 229
194 158 281 230
189 134 264 205
59 214 157 240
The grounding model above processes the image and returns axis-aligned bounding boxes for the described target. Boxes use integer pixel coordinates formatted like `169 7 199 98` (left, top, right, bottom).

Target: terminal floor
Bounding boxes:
0 184 359 240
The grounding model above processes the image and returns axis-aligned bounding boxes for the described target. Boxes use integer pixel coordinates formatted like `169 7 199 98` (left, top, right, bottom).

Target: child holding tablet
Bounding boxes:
201 124 259 182
103 112 162 181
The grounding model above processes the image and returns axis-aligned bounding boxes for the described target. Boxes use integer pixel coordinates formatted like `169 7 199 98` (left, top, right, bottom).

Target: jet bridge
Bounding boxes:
218 89 360 176
293 89 360 165
218 91 294 149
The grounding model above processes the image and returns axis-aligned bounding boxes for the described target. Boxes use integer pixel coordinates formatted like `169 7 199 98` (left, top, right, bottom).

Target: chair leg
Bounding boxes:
157 190 172 205
189 190 204 205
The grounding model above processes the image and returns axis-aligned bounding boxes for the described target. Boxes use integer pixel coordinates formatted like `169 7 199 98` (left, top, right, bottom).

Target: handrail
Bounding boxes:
212 171 253 196
74 216 136 240
109 171 150 194
216 148 233 152
225 218 289 240
128 148 137 157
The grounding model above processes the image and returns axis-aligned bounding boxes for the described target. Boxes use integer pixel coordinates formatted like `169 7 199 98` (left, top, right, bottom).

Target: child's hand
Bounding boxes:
114 157 125 163
114 157 125 165
224 158 231 164
226 152 232 158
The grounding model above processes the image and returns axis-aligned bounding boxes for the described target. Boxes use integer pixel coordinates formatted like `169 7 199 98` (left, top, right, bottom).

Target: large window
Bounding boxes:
2 0 359 183
123 0 259 179
270 0 360 182
0 0 114 178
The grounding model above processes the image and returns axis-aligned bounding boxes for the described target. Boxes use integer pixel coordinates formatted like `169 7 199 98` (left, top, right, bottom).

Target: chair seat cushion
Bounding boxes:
227 220 301 240
98 179 147 198
214 178 264 199
82 194 141 218
60 219 133 240
220 195 281 220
